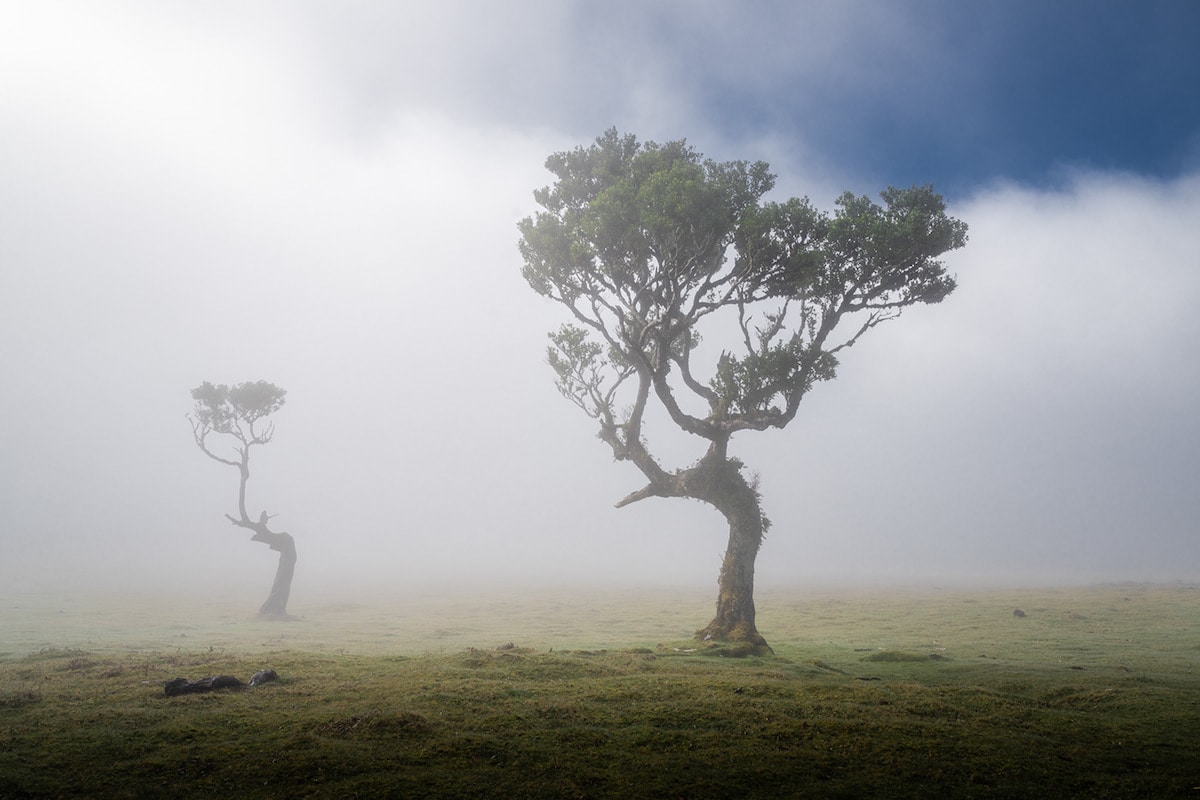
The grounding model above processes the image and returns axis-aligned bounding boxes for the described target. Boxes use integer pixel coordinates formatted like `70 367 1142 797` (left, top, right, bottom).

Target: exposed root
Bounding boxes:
695 622 774 657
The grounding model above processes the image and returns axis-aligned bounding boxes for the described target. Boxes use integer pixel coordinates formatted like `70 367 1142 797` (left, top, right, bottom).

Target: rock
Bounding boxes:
163 675 244 697
1013 608 1026 618
248 669 278 686
164 671 278 696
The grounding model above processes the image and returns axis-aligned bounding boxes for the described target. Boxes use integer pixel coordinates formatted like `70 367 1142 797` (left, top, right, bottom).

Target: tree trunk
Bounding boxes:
697 503 767 651
251 530 296 619
682 449 772 654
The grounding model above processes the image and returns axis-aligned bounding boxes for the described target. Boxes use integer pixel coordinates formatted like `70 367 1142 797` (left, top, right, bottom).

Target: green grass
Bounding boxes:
2 584 1200 798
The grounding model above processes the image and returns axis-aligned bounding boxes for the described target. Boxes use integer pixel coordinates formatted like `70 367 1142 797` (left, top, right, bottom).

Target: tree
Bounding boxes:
518 130 967 652
188 380 296 619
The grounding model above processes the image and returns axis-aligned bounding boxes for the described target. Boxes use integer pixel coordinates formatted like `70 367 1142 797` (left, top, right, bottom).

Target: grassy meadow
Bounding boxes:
2 583 1199 798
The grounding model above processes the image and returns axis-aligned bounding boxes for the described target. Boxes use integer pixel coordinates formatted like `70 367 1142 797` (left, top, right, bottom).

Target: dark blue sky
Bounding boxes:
675 2 1199 198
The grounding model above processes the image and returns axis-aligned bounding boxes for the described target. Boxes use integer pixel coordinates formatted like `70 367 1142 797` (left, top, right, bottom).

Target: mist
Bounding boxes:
2 2 1198 603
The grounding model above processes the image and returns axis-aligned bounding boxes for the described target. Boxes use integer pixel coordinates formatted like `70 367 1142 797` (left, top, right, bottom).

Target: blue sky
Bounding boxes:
762 1 1200 194
1 1 1198 598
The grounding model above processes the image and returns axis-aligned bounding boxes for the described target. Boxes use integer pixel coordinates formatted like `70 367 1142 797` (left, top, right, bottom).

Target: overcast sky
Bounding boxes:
2 1 1198 599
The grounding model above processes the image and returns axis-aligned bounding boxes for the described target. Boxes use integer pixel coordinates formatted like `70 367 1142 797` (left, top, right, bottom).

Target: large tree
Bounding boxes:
188 380 296 619
518 130 967 652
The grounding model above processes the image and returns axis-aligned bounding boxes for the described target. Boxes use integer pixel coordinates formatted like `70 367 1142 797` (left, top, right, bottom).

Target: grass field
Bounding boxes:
2 583 1199 798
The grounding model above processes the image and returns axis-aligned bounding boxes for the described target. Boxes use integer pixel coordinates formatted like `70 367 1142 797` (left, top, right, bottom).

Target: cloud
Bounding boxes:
746 168 1200 586
1 1 1196 598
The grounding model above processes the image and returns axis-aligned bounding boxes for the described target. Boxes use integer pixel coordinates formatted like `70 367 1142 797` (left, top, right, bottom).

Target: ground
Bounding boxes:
2 583 1199 798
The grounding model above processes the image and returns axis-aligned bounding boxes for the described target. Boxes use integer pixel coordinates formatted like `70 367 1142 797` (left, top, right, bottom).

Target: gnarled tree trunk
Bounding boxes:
699 494 766 650
686 459 770 653
252 529 296 618
228 470 298 620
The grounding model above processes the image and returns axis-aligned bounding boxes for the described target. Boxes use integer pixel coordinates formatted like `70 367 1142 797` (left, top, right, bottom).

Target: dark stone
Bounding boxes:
1013 608 1027 618
164 675 245 697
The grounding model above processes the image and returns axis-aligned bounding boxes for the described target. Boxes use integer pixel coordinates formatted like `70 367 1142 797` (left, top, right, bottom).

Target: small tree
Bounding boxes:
518 130 967 651
188 380 296 618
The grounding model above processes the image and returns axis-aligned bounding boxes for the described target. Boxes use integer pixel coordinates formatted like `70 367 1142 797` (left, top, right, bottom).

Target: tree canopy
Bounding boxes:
518 129 967 648
521 130 965 451
189 381 287 460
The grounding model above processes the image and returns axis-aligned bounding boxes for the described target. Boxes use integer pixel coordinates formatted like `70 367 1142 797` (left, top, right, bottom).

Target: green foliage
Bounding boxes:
546 324 620 417
710 339 829 415
518 128 968 440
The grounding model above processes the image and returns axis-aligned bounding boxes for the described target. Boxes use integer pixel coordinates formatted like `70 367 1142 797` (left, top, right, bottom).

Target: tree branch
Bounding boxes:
188 417 242 468
226 511 291 551
614 483 665 508
672 336 719 408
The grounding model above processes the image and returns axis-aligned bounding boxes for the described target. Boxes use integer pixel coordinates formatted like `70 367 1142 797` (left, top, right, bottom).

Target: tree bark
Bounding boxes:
691 466 771 654
700 496 763 647
624 443 770 654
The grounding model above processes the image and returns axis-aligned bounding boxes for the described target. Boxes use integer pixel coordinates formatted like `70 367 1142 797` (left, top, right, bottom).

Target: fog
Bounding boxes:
2 2 1198 601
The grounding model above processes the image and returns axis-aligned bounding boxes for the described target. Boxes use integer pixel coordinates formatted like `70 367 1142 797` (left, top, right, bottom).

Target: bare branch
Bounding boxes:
737 296 754 354
188 416 241 467
828 309 900 355
672 336 719 408
614 483 665 508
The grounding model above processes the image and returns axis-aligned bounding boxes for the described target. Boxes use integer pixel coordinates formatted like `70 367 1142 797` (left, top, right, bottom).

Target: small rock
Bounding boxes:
248 669 278 687
1013 609 1026 618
